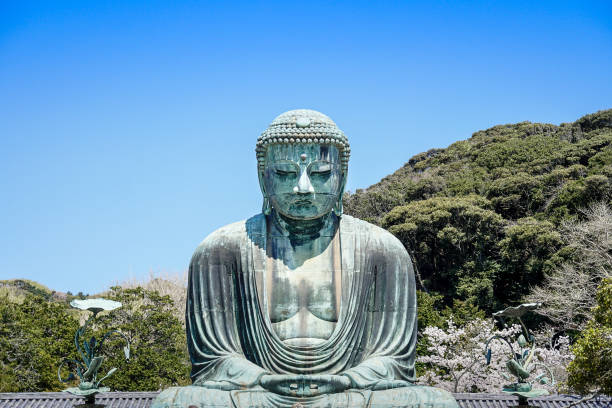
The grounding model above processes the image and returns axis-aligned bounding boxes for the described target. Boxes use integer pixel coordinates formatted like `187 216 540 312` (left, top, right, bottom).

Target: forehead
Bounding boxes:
265 144 340 162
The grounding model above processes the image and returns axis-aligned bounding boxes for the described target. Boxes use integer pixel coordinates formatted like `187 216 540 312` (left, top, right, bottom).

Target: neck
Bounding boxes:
271 210 337 243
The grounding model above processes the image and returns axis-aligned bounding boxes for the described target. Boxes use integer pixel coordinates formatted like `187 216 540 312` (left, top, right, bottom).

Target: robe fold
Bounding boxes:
186 213 418 390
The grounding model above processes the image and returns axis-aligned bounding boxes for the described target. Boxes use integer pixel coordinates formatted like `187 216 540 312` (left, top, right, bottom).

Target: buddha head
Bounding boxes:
256 110 350 220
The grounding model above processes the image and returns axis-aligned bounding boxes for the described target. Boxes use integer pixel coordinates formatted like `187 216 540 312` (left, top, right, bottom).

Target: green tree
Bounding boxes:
93 286 190 391
383 195 505 311
0 294 79 392
485 173 543 219
567 278 612 396
497 217 564 305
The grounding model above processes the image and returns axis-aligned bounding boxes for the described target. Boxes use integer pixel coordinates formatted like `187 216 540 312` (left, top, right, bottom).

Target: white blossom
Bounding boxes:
417 317 573 393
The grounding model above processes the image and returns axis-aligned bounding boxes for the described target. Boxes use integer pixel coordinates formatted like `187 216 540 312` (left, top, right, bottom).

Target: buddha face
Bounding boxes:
262 144 344 220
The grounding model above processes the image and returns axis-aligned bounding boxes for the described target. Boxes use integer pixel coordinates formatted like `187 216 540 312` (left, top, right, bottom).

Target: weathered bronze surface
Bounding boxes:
152 109 459 407
485 303 554 407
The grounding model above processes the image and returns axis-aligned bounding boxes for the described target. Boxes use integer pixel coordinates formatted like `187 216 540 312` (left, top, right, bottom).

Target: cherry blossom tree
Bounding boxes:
417 318 573 393
527 202 612 331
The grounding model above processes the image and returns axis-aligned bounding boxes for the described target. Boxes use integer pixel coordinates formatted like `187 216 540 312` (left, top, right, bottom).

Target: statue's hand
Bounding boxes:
199 380 246 391
260 374 351 397
369 379 412 391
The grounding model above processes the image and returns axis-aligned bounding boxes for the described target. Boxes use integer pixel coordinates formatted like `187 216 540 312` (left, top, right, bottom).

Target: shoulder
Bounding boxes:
341 214 407 254
191 214 264 260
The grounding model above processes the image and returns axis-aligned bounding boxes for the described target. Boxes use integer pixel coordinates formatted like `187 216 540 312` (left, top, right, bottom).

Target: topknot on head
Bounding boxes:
256 109 350 173
270 109 337 127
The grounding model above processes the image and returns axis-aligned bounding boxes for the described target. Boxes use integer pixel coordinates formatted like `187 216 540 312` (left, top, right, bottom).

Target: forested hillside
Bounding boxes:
345 109 612 313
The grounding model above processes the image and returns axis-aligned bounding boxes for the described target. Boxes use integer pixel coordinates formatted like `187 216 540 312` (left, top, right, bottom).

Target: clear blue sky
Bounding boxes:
1 1 611 294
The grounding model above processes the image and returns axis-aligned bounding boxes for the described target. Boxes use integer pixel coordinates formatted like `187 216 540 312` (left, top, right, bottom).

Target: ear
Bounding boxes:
333 171 347 217
258 169 271 215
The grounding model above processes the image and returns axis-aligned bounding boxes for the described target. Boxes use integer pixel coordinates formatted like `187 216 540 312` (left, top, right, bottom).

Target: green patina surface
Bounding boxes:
485 303 555 407
152 110 459 408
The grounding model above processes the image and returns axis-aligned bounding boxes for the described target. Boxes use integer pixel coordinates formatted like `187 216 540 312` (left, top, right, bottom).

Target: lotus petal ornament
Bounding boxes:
492 302 542 318
70 298 122 314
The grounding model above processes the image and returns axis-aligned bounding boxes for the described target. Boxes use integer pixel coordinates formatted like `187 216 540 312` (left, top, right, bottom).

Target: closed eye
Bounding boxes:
309 163 332 175
275 169 298 175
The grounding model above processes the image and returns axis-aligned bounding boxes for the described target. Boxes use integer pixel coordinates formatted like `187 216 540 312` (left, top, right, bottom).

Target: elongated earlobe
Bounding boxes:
262 196 271 215
333 174 347 217
333 195 343 217
258 170 272 215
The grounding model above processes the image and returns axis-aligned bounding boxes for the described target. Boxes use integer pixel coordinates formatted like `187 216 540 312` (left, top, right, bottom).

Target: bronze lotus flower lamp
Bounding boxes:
484 302 555 407
58 298 130 407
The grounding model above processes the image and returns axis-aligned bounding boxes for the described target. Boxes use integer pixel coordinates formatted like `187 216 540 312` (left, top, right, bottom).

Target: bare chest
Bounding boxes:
261 234 342 345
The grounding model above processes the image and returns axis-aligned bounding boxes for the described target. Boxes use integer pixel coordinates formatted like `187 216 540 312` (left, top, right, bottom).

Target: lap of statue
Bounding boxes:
153 384 458 408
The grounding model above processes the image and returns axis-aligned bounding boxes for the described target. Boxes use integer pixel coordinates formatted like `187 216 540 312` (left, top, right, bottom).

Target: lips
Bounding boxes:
293 198 314 205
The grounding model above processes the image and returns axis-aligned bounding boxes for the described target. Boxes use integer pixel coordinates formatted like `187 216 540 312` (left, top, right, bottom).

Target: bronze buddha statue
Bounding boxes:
153 109 458 408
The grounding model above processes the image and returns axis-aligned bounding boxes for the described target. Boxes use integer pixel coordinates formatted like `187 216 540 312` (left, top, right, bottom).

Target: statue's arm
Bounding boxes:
186 237 269 390
192 356 268 390
341 228 418 390
341 356 414 390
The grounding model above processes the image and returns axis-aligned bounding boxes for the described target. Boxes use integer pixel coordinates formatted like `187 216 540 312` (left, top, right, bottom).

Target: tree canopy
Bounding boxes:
567 278 612 396
346 109 612 312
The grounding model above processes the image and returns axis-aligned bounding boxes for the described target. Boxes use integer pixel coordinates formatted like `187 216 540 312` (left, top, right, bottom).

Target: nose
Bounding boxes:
293 169 315 194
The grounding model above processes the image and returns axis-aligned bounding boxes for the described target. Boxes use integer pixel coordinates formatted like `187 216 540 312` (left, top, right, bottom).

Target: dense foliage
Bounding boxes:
567 278 612 396
0 295 78 392
0 286 190 392
93 286 190 391
345 109 612 312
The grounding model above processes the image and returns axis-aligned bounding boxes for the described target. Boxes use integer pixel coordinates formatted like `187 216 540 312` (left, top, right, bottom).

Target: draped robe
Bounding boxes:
154 213 458 407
